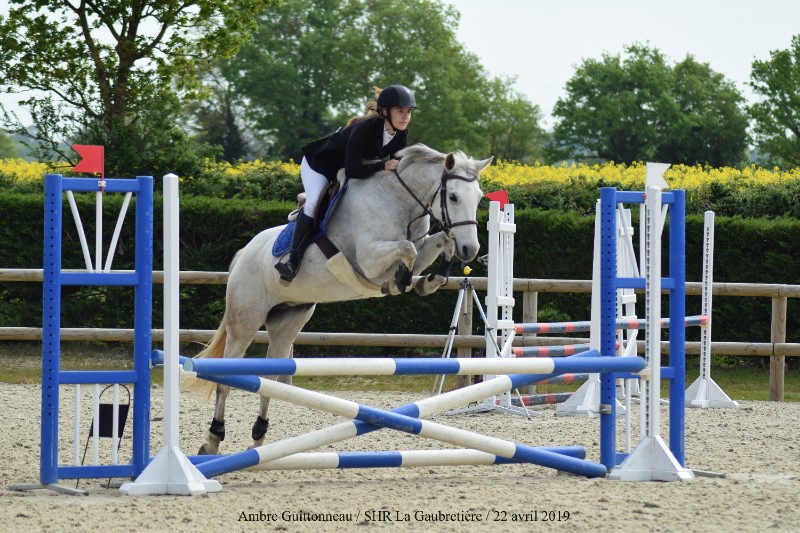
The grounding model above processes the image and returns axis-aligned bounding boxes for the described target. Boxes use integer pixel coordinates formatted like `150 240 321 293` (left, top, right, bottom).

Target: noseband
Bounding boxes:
393 167 479 240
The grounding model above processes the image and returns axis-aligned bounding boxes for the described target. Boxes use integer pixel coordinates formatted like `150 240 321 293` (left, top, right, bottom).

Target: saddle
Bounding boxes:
273 172 344 258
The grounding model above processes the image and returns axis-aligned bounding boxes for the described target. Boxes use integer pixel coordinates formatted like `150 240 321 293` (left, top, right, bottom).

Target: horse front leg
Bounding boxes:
412 231 456 296
357 239 418 295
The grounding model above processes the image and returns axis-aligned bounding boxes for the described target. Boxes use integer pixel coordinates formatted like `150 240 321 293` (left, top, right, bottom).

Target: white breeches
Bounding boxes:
300 157 329 217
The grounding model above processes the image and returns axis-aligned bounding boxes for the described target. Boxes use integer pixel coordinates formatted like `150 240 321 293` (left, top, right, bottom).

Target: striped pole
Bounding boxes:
182 353 643 377
189 446 586 471
195 374 610 478
533 373 589 385
514 315 708 334
513 344 592 357
509 393 573 407
192 353 644 479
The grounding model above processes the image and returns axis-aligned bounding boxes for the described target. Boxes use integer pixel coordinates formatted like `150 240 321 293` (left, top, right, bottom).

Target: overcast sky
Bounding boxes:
451 0 800 127
2 1 799 129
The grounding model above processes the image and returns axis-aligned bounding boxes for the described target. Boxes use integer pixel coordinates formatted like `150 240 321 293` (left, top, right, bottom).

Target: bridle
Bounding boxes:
393 166 479 241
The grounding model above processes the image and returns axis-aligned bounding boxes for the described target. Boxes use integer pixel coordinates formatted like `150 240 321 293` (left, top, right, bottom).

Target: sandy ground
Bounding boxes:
1 382 799 533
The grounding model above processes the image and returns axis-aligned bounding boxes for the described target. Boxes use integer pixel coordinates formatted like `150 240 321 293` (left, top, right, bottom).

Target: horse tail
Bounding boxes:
181 250 244 400
180 321 227 401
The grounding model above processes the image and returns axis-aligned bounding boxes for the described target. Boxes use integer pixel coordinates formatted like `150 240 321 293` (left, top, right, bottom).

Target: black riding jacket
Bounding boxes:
302 115 408 182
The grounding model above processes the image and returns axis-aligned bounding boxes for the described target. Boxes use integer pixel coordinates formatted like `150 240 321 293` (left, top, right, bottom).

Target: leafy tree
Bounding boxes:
0 0 277 175
484 77 546 163
211 0 542 162
186 68 254 162
662 57 749 167
550 44 748 166
748 35 800 169
0 131 19 158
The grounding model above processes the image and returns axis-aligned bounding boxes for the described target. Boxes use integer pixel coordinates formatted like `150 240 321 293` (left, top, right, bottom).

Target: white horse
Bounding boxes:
185 144 491 454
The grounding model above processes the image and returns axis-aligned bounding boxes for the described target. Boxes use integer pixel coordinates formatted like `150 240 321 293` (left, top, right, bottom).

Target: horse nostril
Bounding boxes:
462 244 469 258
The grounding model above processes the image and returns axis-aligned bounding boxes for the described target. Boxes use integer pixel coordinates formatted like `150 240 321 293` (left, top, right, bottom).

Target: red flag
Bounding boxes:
484 190 509 209
72 144 105 177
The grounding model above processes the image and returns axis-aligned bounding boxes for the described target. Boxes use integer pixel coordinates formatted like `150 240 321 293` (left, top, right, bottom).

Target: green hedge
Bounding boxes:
1 193 798 361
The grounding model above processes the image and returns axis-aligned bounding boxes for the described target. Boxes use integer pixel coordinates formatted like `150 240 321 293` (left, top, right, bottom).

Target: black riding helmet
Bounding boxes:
377 85 417 131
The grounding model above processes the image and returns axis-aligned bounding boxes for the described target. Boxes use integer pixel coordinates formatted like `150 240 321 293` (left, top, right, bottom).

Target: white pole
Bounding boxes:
103 192 132 272
685 211 738 408
67 191 94 271
120 174 221 496
163 175 180 450
73 385 81 465
95 191 103 272
644 187 663 439
112 384 120 464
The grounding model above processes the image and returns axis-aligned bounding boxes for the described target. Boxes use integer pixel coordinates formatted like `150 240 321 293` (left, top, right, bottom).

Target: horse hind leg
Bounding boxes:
199 383 231 455
199 313 265 455
251 302 316 448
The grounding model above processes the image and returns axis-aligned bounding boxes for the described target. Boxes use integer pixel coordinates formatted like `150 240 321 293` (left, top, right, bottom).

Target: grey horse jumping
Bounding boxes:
184 144 491 454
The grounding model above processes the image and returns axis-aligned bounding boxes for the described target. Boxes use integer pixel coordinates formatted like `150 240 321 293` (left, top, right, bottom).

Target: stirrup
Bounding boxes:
275 254 298 281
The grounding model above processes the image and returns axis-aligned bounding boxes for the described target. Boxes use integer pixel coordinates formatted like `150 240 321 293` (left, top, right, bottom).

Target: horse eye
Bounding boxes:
449 193 458 202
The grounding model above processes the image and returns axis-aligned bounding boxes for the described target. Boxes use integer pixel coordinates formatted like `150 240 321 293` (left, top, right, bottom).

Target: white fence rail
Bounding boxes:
1 269 797 400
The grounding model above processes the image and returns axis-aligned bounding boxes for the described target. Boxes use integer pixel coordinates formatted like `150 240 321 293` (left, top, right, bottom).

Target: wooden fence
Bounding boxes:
1 269 797 401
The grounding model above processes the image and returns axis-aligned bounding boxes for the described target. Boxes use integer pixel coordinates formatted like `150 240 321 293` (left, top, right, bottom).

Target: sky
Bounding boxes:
450 0 800 128
1 0 799 129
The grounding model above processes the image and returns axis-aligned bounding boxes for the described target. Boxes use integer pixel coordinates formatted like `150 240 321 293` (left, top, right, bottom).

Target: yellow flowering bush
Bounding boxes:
180 158 302 200
3 157 799 216
482 160 800 190
202 158 301 178
0 158 52 182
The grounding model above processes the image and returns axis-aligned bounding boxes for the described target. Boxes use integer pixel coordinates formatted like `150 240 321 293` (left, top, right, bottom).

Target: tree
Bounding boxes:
0 0 277 175
662 57 749 167
749 35 800 169
186 68 253 162
484 77 546 163
550 44 748 166
212 0 542 162
0 131 19 158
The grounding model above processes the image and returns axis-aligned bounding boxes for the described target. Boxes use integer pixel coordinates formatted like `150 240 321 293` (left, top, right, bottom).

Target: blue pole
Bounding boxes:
40 174 63 485
182 354 644 376
599 187 618 470
668 189 687 465
191 362 604 479
197 373 609 479
132 176 153 476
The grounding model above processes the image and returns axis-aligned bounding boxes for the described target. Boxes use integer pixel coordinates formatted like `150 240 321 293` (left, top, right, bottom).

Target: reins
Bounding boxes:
393 166 479 241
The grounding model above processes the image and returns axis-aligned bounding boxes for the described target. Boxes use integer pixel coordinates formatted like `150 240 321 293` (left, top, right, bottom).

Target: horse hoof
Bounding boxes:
198 442 219 455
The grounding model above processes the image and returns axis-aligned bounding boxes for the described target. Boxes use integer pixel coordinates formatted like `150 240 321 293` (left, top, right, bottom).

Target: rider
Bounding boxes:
275 84 418 281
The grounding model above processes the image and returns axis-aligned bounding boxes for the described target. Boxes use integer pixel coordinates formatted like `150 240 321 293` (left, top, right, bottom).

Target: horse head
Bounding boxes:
432 150 491 262
393 145 490 263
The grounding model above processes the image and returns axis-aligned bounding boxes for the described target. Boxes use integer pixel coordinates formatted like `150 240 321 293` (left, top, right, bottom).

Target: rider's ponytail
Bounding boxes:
346 86 382 125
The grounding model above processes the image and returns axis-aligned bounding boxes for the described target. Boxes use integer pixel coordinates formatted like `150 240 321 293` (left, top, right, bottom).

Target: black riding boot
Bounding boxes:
275 212 315 281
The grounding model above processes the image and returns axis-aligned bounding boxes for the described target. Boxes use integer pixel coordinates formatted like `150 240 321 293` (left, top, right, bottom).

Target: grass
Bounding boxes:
0 342 797 402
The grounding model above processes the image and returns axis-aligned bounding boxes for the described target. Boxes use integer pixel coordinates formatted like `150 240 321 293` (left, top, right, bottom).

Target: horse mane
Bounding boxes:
396 144 446 169
396 144 476 175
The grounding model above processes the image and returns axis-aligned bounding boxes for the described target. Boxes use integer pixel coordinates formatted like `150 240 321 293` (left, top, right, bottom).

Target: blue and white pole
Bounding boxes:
195 373 610 478
182 353 643 377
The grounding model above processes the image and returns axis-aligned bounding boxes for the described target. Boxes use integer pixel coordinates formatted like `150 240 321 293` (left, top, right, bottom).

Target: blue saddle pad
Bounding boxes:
272 179 348 257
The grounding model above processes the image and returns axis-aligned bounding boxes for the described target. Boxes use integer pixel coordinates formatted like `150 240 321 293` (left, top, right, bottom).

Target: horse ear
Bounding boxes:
445 152 456 172
475 156 494 173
